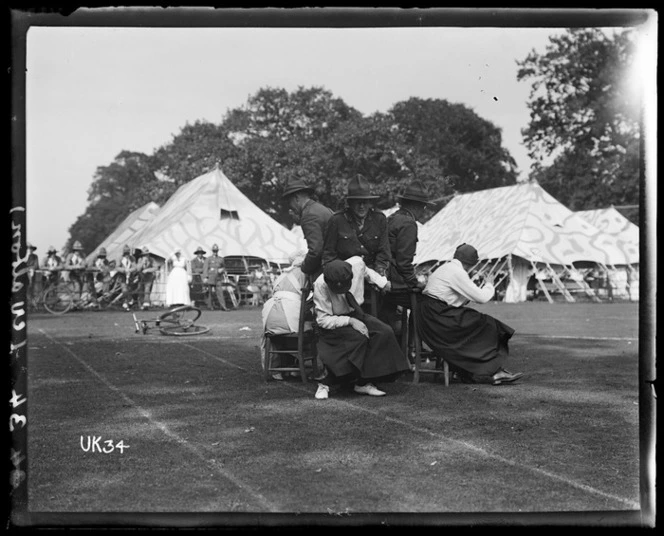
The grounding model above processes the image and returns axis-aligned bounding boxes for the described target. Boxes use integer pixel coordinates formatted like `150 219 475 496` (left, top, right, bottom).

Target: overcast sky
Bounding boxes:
20 10 653 253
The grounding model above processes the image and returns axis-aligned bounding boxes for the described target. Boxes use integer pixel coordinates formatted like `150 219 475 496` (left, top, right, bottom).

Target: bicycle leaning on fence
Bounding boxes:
27 269 76 315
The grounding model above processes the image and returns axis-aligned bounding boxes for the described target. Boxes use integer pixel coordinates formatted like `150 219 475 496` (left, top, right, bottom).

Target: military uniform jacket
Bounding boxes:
387 208 420 290
43 255 63 271
65 252 87 270
116 255 137 282
191 257 206 276
322 208 391 275
203 255 226 284
92 256 110 276
27 253 40 271
137 255 157 277
299 199 334 276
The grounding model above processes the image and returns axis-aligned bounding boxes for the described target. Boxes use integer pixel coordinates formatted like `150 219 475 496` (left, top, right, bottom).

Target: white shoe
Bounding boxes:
122 303 130 311
315 383 329 400
354 383 386 397
271 373 284 381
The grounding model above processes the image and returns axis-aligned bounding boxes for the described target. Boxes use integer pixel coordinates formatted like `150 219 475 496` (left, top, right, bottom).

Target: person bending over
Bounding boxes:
417 243 524 385
313 257 410 400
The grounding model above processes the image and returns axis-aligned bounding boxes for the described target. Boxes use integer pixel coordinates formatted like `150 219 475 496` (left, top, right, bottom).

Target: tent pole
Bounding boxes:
546 260 575 302
529 259 554 303
504 254 514 303
569 263 601 302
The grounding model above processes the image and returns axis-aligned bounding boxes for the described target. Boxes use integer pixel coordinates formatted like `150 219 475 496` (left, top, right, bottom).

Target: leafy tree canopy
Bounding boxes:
69 86 522 248
517 28 640 222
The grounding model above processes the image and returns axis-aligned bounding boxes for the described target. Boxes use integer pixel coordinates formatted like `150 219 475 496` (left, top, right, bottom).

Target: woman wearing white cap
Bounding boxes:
166 249 191 307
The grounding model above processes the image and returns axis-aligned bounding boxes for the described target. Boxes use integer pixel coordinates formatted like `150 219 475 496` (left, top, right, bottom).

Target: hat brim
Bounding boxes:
282 186 314 198
397 195 435 205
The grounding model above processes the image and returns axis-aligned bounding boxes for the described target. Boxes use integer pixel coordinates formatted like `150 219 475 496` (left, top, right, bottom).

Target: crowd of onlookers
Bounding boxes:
25 241 275 311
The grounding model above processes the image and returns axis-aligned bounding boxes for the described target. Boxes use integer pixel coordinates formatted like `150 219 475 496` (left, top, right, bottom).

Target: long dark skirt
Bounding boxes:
317 314 410 382
417 295 515 381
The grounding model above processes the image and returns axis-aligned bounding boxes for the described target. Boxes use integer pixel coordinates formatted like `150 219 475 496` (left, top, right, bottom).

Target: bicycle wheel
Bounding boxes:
43 284 74 315
159 324 210 336
159 305 202 326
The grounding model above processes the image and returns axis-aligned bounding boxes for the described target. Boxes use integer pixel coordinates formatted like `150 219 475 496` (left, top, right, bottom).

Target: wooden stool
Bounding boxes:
405 289 450 386
263 278 319 382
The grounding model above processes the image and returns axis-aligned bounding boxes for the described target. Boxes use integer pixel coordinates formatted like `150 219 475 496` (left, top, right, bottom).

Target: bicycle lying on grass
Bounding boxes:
133 305 211 336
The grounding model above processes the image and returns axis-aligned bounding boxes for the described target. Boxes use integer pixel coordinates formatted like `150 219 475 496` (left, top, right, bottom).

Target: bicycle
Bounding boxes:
28 270 75 315
133 305 211 336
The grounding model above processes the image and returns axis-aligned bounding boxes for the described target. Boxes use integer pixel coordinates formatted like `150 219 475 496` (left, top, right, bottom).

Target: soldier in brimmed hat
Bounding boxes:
65 240 88 299
311 257 408 400
281 177 333 279
322 175 392 313
379 180 435 328
322 175 391 277
26 243 40 302
136 246 158 310
42 245 63 288
418 243 524 386
91 247 112 298
116 245 138 310
190 246 207 307
203 244 237 310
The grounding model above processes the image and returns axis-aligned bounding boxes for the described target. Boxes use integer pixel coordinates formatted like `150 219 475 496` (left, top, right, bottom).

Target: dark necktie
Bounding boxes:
345 291 366 320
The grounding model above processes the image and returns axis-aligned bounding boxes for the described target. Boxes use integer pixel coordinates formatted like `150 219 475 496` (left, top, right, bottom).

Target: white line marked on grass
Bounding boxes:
177 342 250 372
277 383 640 510
87 334 639 511
38 328 278 512
177 340 639 508
519 335 638 342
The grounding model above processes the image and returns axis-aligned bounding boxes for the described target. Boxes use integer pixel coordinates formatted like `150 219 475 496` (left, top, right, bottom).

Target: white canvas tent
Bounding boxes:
128 167 304 263
576 207 639 251
415 181 638 302
124 167 305 305
86 201 160 264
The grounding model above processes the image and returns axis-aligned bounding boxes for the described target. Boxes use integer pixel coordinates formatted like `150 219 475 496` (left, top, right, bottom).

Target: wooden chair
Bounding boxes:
263 278 319 383
398 288 450 386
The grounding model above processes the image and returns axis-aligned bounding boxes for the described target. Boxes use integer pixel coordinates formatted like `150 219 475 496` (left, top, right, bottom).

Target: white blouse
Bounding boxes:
314 256 387 330
423 258 494 307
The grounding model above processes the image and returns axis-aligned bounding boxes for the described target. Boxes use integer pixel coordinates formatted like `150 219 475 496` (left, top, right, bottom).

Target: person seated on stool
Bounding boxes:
417 243 524 386
313 257 410 400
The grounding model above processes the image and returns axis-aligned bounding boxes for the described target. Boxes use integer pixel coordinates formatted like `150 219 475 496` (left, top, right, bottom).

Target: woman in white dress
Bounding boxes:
166 249 192 307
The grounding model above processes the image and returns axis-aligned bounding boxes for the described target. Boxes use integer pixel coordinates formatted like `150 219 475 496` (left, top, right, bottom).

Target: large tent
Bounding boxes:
85 201 160 264
415 181 638 302
576 207 639 249
127 166 304 263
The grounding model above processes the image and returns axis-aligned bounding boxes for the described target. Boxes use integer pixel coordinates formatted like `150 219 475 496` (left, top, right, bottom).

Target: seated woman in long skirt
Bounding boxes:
417 244 524 385
313 257 411 400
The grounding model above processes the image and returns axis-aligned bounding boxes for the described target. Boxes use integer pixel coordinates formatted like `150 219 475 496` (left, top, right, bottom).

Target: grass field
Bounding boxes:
16 301 648 527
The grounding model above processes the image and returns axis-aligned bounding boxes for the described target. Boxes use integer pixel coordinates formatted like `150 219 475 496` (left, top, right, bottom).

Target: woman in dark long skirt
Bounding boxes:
417 244 524 385
313 258 410 399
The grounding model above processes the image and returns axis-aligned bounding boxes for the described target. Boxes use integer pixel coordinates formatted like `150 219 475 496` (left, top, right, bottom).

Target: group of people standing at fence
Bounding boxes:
280 175 524 400
26 242 158 311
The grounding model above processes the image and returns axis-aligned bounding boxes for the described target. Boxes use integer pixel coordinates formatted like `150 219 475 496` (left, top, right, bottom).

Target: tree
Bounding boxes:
67 151 160 252
387 97 519 198
152 120 239 188
222 86 364 222
517 28 640 222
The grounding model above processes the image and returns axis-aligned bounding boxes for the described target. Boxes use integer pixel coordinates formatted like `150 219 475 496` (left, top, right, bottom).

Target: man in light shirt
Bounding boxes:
418 243 523 385
312 256 410 400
